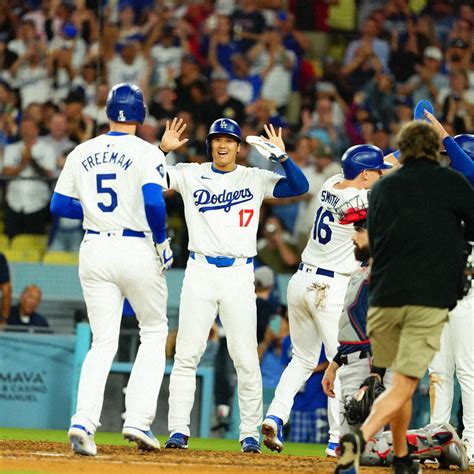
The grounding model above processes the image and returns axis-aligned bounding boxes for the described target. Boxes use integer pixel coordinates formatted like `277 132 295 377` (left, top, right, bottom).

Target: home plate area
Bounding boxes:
0 440 470 473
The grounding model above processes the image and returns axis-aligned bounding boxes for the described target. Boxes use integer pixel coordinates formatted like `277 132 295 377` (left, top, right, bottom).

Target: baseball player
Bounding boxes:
421 112 474 466
51 83 173 456
158 118 309 453
262 145 398 456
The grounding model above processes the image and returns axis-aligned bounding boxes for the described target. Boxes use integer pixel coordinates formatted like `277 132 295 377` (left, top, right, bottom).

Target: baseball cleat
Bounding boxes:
392 460 422 473
122 426 160 451
68 424 97 456
262 415 284 452
240 437 262 453
164 432 189 449
326 441 340 457
335 430 365 474
463 438 474 466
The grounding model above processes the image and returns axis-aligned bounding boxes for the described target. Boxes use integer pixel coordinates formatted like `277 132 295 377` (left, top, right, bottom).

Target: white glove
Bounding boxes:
246 136 287 163
154 238 173 273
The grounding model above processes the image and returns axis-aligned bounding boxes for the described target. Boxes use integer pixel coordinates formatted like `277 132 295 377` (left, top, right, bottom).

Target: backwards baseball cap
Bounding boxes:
423 46 443 61
254 266 275 288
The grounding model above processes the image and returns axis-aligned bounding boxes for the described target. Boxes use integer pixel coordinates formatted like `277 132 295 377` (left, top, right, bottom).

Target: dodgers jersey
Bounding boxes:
301 173 369 275
54 132 167 232
167 162 281 257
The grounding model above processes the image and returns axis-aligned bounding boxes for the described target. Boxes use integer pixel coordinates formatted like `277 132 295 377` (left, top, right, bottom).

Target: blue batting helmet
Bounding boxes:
454 134 474 160
341 144 392 180
106 83 146 124
206 118 241 155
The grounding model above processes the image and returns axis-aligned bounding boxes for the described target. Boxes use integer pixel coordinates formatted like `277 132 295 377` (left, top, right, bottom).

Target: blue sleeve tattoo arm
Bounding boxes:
142 183 167 244
444 136 474 185
273 157 309 198
50 192 84 220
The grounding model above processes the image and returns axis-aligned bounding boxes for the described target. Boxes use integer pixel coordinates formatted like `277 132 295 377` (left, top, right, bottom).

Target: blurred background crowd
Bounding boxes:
0 0 472 266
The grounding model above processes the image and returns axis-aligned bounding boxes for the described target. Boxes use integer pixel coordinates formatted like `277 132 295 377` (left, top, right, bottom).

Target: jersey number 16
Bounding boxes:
312 206 334 245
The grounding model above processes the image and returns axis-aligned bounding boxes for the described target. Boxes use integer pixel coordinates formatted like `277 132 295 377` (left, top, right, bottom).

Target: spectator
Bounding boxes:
247 28 296 111
149 81 179 126
227 53 262 106
7 285 49 328
203 69 245 126
42 112 75 163
445 38 472 76
3 118 56 238
341 17 389 92
257 215 300 274
0 252 12 324
397 46 448 106
231 0 266 53
82 82 109 133
362 71 397 129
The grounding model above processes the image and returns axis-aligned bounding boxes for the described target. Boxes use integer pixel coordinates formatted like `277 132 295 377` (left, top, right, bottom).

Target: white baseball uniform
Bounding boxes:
167 161 281 441
55 131 169 434
266 174 369 444
429 246 474 460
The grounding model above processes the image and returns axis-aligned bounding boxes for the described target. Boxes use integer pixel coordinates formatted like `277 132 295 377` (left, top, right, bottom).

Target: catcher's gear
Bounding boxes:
106 83 146 124
341 144 391 179
361 422 469 470
246 135 287 163
155 238 173 273
344 375 385 426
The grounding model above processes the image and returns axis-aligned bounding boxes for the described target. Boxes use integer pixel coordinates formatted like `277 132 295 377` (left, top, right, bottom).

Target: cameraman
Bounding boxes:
257 215 300 273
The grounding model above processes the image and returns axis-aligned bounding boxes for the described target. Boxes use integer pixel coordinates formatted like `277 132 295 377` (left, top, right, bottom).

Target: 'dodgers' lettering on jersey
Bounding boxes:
320 190 340 207
193 188 254 213
81 151 133 172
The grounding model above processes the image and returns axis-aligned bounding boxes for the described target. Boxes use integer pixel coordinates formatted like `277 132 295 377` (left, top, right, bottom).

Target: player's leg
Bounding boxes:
167 260 218 439
338 359 371 436
219 264 262 445
428 321 454 425
119 239 168 444
314 273 349 446
266 272 323 425
72 243 124 433
451 292 474 461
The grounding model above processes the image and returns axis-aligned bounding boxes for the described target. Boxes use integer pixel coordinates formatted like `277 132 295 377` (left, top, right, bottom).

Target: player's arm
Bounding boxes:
142 183 167 244
322 359 341 398
250 124 309 197
50 192 84 220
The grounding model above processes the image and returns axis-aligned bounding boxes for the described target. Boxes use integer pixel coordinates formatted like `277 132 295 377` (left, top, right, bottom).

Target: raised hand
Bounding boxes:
261 123 285 152
160 117 189 153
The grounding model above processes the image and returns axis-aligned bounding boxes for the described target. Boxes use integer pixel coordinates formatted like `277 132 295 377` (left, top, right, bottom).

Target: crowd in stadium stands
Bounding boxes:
0 0 471 263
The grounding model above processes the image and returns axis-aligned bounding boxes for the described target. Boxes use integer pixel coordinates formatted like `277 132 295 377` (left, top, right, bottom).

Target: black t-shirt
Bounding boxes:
0 253 10 285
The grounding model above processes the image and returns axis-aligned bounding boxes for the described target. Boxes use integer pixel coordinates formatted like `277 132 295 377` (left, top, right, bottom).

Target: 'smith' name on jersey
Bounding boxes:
193 188 254 213
321 190 340 207
81 151 133 172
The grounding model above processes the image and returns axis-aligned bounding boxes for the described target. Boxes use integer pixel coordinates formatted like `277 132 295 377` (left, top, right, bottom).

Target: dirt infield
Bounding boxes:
1 440 472 473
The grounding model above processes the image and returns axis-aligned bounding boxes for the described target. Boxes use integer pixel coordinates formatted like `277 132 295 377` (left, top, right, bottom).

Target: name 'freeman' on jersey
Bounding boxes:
81 150 133 172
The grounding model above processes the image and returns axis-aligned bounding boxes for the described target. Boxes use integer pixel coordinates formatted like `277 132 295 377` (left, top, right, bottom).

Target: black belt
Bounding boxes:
340 351 371 365
298 262 335 278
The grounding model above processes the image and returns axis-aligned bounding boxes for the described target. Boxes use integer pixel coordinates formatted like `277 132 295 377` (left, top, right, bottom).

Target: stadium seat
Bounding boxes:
0 234 9 252
3 248 42 263
43 251 79 265
11 234 48 254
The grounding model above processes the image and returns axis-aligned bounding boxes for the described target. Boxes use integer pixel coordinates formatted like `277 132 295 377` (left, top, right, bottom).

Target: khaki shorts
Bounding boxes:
367 305 449 379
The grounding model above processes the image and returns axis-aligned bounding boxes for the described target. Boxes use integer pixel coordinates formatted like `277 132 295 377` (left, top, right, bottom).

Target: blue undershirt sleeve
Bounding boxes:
142 183 167 244
50 192 84 220
273 157 309 198
444 136 474 185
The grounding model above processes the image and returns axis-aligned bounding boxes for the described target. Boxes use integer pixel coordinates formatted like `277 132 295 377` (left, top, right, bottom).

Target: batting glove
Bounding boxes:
246 136 288 163
155 238 174 273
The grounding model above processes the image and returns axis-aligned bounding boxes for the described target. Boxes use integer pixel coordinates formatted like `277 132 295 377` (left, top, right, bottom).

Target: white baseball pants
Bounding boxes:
168 258 262 441
71 234 168 434
429 289 474 443
266 269 350 444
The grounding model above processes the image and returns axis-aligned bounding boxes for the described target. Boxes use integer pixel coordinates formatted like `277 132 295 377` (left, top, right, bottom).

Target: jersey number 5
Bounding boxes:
239 209 254 227
97 173 118 212
313 206 334 245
